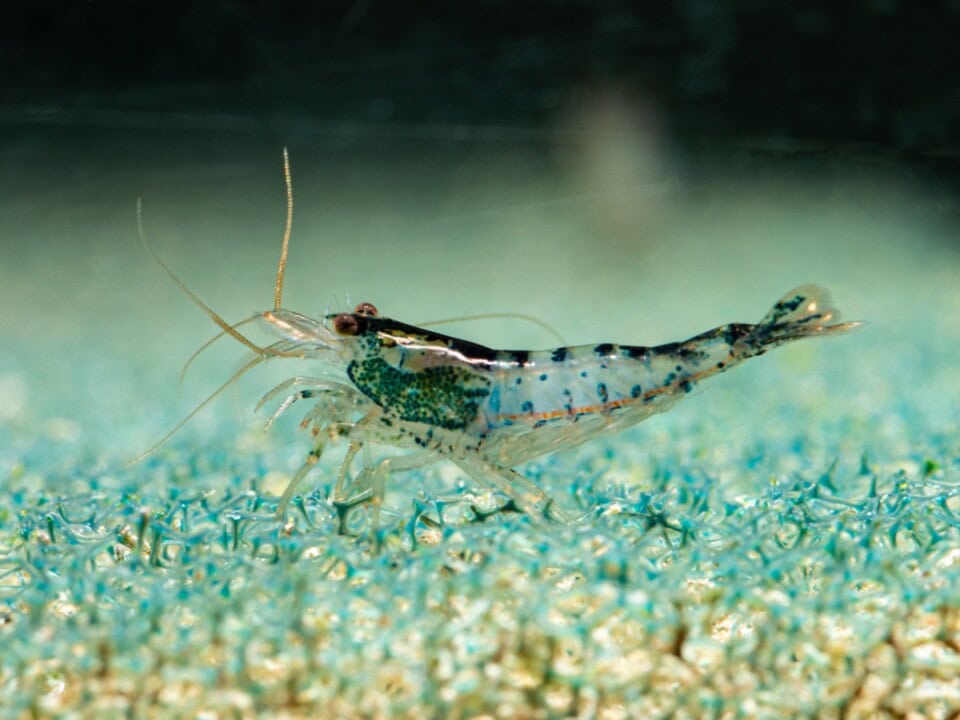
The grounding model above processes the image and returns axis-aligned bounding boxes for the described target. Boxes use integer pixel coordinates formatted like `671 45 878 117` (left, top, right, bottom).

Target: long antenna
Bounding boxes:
177 316 259 387
418 312 568 347
128 353 267 465
138 198 270 358
274 147 293 310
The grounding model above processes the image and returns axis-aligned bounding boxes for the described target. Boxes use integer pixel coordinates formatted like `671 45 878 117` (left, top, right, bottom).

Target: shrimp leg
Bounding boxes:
268 383 367 519
256 377 360 431
275 435 326 519
453 455 571 524
334 440 365 499
276 424 365 521
333 450 440 533
277 435 367 525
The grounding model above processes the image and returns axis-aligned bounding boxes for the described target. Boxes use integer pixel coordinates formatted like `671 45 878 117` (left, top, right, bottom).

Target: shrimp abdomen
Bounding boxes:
476 285 859 460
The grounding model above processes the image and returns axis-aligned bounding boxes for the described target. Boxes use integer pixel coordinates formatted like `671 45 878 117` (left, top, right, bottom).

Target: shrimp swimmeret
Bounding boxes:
141 152 861 527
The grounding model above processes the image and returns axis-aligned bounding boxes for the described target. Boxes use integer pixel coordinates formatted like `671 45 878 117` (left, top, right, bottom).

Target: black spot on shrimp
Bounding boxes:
597 382 609 403
623 345 651 363
654 341 681 356
509 350 531 366
722 323 751 346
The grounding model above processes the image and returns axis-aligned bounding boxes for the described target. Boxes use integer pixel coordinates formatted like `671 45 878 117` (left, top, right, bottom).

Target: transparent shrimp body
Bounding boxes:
471 284 859 467
257 285 859 525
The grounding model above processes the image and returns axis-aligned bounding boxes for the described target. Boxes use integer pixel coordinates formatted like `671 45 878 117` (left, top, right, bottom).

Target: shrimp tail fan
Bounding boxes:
744 285 862 352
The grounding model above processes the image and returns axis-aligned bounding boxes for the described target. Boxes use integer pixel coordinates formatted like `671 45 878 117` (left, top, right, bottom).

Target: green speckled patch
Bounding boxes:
347 355 490 430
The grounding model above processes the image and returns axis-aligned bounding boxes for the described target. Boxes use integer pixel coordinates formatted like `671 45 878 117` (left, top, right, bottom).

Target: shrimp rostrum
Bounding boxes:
141 153 861 528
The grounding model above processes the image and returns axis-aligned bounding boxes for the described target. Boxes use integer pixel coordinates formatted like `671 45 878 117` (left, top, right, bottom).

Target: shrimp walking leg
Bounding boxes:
256 377 360 431
453 456 571 524
334 441 364 499
256 376 330 413
264 381 372 519
276 430 364 522
275 437 326 519
333 451 440 533
278 416 370 522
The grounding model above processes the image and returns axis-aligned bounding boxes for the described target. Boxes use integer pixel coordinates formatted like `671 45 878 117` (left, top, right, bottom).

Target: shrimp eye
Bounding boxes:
354 302 378 317
333 313 360 335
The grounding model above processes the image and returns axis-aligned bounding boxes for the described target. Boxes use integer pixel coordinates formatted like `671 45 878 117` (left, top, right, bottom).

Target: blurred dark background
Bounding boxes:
2 1 958 175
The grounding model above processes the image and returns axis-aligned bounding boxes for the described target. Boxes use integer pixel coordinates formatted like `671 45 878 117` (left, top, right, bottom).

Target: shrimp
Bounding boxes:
143 151 861 528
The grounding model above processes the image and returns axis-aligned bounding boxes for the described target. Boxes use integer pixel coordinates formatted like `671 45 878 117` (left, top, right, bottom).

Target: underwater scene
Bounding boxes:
2 4 959 718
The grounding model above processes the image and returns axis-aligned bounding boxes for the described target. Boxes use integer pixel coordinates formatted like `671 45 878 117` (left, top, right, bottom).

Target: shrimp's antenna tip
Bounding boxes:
274 147 294 311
